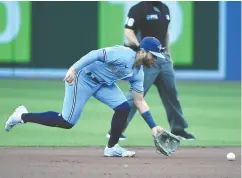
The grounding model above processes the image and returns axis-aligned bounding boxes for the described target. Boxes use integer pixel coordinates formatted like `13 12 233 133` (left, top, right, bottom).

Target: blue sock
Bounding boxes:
108 102 130 148
22 111 73 129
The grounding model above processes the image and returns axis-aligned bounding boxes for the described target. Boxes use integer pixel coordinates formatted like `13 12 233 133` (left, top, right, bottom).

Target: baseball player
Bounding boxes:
5 37 165 157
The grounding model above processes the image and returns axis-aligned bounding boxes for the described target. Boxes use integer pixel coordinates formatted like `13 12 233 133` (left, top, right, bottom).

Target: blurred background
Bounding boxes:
0 1 241 147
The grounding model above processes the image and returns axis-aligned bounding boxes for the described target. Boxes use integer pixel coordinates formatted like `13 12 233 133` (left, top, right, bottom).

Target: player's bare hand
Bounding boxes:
152 126 164 136
64 66 77 85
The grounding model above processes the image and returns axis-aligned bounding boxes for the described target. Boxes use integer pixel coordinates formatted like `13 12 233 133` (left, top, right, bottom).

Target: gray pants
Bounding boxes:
125 52 188 132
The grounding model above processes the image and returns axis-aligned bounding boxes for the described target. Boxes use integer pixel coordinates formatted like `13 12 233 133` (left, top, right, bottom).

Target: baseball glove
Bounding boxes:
153 130 180 156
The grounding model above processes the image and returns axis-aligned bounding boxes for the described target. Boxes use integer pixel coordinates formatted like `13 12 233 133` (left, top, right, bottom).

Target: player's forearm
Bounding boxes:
72 49 102 72
133 96 157 129
134 98 149 113
125 29 140 47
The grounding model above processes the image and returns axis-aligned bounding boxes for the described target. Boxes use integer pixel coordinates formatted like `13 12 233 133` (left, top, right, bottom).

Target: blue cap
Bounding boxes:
140 37 165 59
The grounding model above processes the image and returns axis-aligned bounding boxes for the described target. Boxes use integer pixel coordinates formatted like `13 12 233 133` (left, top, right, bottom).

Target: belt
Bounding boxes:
86 72 100 83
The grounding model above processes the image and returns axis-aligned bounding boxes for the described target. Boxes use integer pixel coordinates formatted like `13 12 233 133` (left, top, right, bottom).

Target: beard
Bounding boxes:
143 59 152 68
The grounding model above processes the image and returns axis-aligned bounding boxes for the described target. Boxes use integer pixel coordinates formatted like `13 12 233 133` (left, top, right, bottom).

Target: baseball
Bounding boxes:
226 152 235 161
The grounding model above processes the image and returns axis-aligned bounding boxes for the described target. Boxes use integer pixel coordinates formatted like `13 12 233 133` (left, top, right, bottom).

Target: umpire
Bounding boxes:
107 1 195 140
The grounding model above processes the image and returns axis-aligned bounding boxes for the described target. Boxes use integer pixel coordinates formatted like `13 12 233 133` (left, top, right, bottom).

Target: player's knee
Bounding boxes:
59 115 74 129
114 101 131 113
63 122 74 129
112 102 130 124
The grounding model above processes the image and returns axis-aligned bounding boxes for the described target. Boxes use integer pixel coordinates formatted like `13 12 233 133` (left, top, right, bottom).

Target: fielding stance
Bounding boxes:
5 37 166 157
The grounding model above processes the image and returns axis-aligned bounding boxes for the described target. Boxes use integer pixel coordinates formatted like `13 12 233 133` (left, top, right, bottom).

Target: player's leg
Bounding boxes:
94 84 135 157
5 72 101 131
94 83 129 147
154 60 195 140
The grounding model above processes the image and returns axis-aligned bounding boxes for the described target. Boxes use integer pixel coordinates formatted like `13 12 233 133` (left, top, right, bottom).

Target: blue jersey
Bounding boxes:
73 45 144 93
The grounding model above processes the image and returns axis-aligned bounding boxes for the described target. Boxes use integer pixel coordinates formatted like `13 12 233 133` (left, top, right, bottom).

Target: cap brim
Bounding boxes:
149 51 165 59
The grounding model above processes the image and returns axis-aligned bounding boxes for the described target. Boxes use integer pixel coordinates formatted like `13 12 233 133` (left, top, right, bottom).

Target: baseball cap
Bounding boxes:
140 37 165 59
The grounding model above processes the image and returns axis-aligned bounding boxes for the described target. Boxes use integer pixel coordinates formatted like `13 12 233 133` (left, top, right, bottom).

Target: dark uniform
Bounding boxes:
125 1 170 47
121 1 195 140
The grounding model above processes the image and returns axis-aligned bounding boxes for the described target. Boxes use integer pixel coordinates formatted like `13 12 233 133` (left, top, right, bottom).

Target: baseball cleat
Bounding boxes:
172 130 196 141
104 144 135 157
5 105 28 132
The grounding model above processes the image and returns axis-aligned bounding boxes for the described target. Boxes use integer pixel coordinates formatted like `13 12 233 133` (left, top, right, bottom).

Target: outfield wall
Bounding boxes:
0 1 240 80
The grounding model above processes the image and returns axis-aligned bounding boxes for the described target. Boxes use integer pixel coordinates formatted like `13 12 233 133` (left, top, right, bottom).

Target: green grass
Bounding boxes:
0 79 241 147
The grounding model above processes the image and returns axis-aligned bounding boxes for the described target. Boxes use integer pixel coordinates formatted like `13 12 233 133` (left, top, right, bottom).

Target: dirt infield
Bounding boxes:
0 147 240 178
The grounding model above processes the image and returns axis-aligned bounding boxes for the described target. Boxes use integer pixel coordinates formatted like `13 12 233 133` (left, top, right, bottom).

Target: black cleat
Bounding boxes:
172 130 196 141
